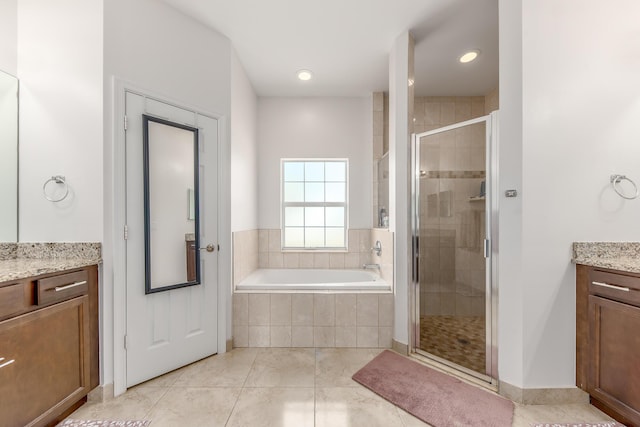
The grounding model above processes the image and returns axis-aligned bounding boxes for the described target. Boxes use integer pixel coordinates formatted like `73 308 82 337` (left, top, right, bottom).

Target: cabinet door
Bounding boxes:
0 296 90 427
589 295 640 424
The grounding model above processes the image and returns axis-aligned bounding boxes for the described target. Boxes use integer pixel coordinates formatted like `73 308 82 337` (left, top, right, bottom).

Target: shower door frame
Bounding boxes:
410 111 499 385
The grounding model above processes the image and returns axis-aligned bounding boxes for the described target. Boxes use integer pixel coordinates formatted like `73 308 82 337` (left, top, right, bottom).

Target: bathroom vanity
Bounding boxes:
574 242 640 427
0 247 100 427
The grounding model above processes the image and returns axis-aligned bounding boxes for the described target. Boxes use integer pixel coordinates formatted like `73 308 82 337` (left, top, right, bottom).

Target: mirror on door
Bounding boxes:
143 115 200 294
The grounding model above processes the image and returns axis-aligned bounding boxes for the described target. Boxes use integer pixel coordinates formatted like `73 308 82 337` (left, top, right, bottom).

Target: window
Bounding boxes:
282 159 348 249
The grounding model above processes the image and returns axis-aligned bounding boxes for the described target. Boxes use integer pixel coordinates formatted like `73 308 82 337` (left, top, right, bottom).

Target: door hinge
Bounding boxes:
124 225 129 240
483 238 490 258
124 115 128 131
124 335 128 350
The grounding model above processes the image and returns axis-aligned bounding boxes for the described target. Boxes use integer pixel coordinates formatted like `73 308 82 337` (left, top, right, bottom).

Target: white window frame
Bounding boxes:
281 158 349 250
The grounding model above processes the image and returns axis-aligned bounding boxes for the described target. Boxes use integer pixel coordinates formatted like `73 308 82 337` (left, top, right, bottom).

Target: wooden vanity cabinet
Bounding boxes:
576 265 640 426
0 265 99 427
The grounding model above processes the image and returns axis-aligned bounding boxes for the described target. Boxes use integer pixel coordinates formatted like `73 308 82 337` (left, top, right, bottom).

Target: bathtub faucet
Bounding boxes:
362 263 381 270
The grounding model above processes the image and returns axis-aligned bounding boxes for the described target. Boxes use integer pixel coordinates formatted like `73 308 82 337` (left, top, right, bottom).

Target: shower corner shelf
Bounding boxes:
468 196 485 202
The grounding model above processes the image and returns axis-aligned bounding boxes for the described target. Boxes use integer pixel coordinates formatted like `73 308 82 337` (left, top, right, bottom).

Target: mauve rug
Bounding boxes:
57 420 151 427
352 350 514 427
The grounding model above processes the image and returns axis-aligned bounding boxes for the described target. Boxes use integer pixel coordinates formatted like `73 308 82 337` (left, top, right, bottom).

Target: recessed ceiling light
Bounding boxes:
297 70 313 81
459 50 480 63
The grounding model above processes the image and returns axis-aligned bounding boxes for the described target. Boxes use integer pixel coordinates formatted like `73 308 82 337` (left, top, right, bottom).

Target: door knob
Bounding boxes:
200 244 215 252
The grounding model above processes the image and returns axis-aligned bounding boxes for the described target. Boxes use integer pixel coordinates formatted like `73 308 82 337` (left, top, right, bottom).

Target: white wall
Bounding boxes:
497 0 524 388
17 0 103 242
257 97 372 230
230 50 258 232
389 32 413 348
498 0 640 389
0 0 17 75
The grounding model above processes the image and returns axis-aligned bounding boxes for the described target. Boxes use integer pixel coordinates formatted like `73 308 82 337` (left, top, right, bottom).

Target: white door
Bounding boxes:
125 91 218 387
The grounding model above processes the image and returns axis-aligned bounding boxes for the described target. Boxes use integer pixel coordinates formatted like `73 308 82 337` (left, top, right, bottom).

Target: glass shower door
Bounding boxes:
412 114 495 382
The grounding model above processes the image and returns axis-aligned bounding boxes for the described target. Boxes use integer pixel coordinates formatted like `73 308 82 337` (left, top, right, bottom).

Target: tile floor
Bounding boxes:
67 348 615 427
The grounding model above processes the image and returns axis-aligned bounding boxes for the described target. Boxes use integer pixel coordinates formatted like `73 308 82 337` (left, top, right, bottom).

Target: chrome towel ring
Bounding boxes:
610 174 638 200
43 175 69 202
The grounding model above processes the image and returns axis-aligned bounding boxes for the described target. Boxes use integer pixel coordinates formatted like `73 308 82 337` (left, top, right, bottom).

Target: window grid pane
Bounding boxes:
282 159 347 249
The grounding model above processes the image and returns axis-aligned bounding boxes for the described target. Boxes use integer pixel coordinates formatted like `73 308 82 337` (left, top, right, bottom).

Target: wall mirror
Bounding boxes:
143 114 200 294
0 70 18 242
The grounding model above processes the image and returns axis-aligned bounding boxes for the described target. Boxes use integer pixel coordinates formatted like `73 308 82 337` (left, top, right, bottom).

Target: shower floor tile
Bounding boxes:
419 315 486 374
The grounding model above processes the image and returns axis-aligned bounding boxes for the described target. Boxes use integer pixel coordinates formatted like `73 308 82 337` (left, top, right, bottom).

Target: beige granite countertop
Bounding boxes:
0 257 101 283
0 242 101 283
572 242 640 274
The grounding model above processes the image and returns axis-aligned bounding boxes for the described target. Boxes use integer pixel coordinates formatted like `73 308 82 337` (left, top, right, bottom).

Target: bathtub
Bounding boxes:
236 268 390 292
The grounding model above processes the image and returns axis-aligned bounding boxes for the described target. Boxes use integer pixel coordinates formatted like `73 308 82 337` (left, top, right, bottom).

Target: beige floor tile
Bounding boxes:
135 367 185 388
65 348 623 427
68 386 167 420
513 402 615 427
395 407 433 426
173 348 259 387
244 348 315 387
145 387 241 427
315 387 406 427
315 348 383 387
226 387 314 427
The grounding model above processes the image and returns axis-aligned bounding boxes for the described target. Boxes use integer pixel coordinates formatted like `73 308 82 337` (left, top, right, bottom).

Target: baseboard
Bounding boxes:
87 383 114 402
392 339 408 355
499 381 589 404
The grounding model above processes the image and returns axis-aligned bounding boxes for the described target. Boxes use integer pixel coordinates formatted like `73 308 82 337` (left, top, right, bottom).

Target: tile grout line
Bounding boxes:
224 348 261 426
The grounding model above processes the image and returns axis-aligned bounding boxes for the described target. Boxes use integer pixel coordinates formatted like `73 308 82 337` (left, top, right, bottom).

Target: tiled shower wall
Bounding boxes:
416 92 498 318
372 92 389 226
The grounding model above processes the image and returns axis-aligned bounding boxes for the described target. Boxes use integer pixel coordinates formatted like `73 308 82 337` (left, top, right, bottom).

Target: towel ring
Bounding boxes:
43 175 69 202
610 174 638 200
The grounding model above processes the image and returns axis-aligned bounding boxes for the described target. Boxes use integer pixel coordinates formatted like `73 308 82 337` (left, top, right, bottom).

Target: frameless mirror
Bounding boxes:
0 70 18 242
143 115 200 294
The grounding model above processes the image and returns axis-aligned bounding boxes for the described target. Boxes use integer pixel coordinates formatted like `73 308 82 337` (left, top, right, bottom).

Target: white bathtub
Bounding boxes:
236 268 390 291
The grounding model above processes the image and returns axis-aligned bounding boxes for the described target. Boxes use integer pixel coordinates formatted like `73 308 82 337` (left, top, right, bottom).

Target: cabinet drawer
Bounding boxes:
0 283 27 318
589 269 640 306
37 270 88 306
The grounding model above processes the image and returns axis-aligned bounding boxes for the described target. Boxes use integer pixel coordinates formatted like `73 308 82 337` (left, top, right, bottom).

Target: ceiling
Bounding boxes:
161 0 498 97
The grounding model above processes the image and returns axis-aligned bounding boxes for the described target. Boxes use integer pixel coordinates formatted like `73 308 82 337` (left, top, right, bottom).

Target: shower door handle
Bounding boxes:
483 239 490 258
412 235 419 283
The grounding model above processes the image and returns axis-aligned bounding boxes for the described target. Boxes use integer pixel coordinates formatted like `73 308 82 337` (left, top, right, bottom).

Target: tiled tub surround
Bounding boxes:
0 242 102 282
573 241 640 273
233 230 259 286
233 293 394 349
232 229 394 348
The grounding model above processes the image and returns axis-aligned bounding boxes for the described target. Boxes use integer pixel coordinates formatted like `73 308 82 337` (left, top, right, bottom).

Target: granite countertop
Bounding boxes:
572 242 640 274
0 242 101 284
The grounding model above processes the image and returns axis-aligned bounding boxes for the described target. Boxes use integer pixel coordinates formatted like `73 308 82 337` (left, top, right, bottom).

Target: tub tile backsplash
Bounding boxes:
234 228 395 284
257 228 376 272
233 292 394 349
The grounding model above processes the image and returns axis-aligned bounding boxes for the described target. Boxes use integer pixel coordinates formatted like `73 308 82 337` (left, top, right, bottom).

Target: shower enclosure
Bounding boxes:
411 112 498 383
